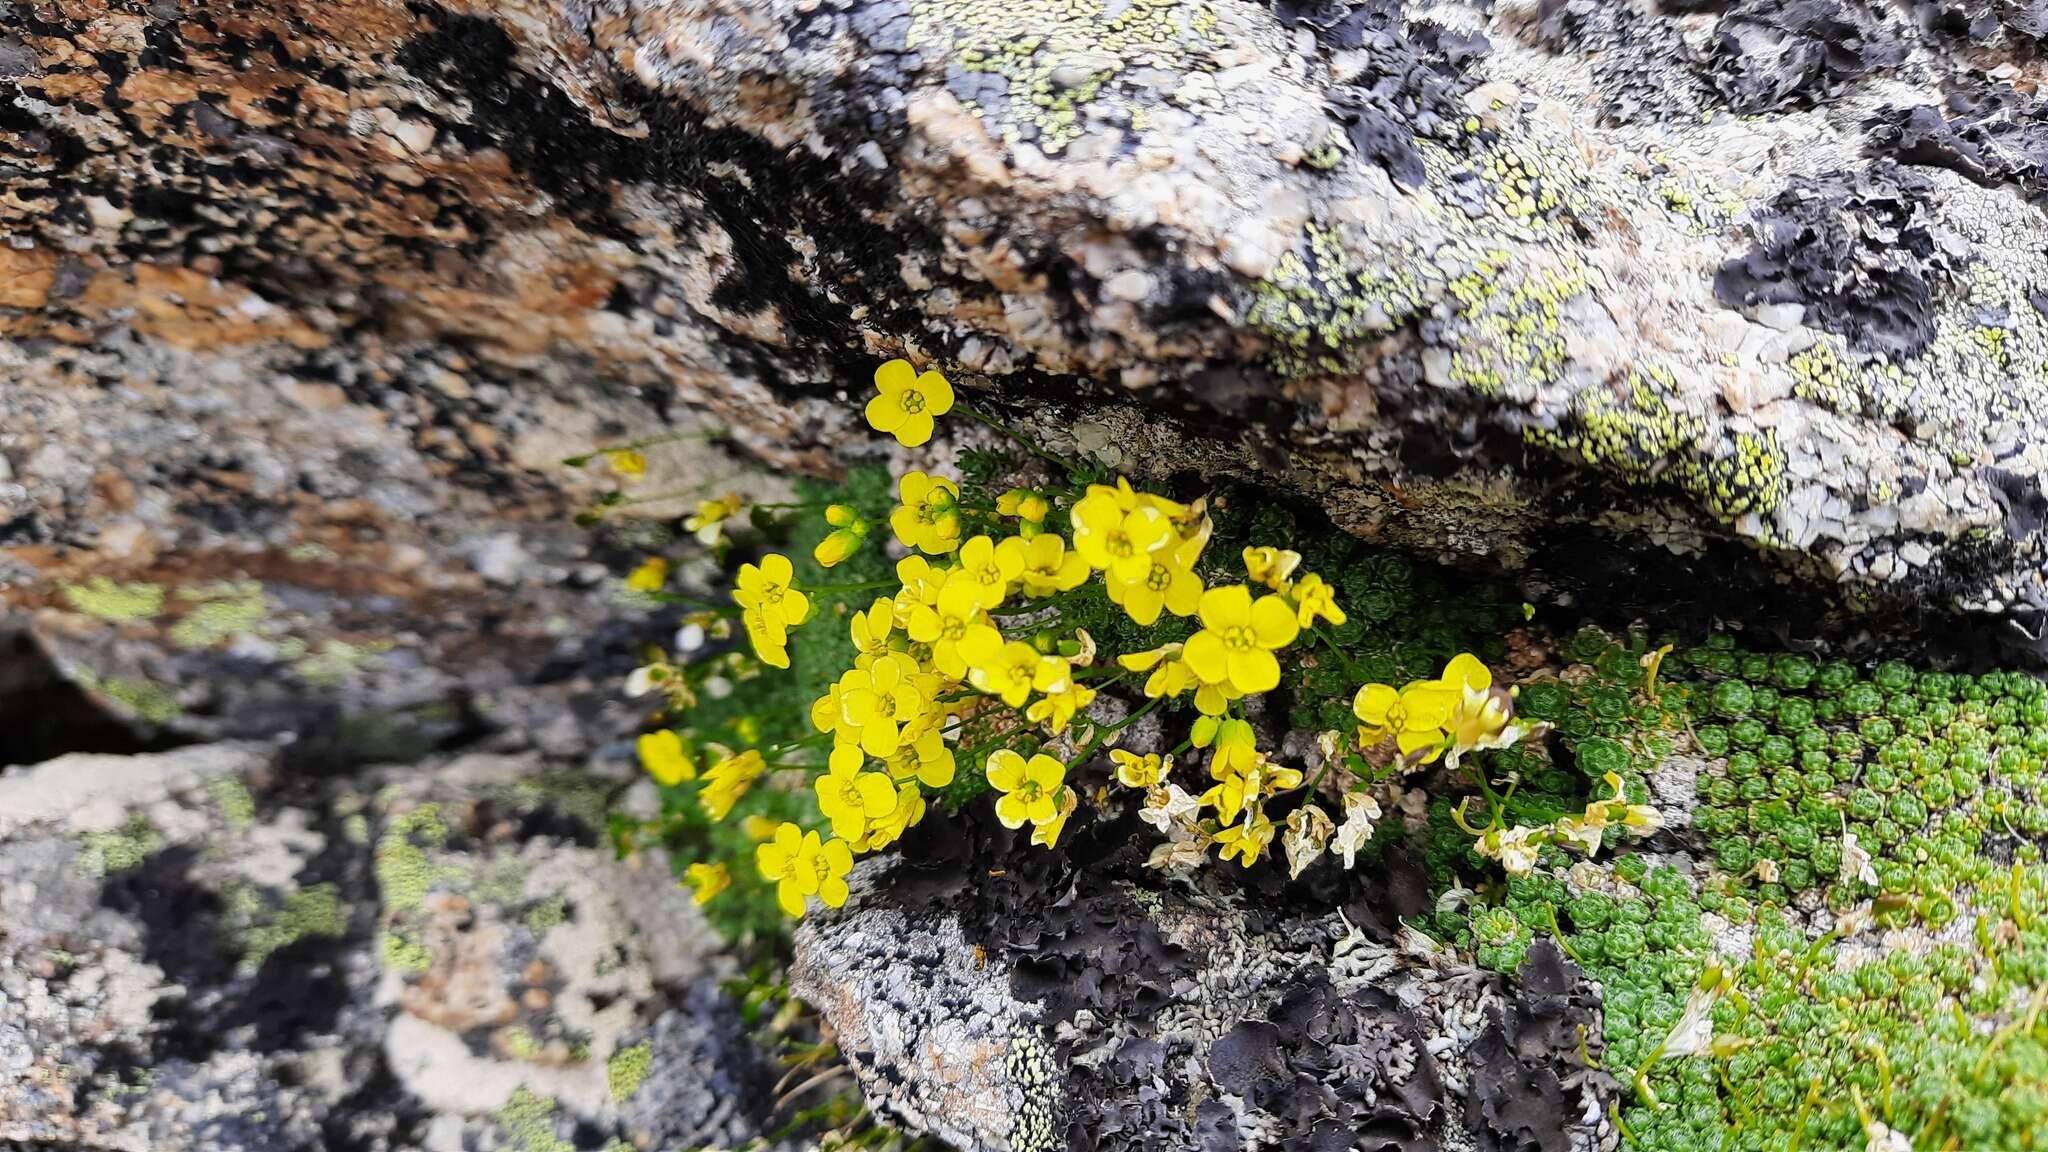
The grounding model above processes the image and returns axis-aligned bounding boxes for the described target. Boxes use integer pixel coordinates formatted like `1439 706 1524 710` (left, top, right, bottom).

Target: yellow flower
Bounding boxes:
883 727 957 788
685 493 742 546
1025 678 1095 733
850 597 896 667
865 358 955 447
997 488 1051 533
741 814 781 841
817 745 904 844
636 729 696 786
1290 572 1346 628
955 534 1027 610
1089 476 1189 521
1107 533 1203 626
892 554 946 627
626 556 669 593
700 749 765 821
834 651 935 758
1204 718 1260 776
605 448 648 476
814 504 869 568
859 782 927 852
1242 546 1301 591
1110 749 1167 789
733 553 810 631
1017 534 1090 597
755 823 854 916
962 631 1062 708
1215 810 1275 867
741 605 791 669
684 861 730 905
1351 679 1456 762
1182 584 1300 695
1031 785 1078 849
985 749 1067 829
889 470 962 554
1070 490 1172 584
1120 642 1197 700
907 572 995 679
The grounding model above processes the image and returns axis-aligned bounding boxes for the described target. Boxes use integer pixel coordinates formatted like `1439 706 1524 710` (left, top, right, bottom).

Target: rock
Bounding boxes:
8 0 2048 670
0 742 782 1151
792 820 1611 1152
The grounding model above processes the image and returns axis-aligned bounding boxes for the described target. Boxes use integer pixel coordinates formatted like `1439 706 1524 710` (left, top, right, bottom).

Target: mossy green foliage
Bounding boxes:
1445 626 2048 1150
232 882 346 970
623 466 899 950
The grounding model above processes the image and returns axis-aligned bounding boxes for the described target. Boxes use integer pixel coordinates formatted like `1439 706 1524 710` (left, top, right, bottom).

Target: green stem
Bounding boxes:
953 401 1078 473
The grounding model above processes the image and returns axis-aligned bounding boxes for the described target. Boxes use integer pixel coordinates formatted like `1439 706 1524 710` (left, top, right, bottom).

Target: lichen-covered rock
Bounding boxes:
0 742 781 1150
792 815 1612 1152
14 0 2048 667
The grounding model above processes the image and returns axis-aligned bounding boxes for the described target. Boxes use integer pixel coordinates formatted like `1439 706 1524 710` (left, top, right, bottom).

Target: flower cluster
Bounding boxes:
629 357 1555 920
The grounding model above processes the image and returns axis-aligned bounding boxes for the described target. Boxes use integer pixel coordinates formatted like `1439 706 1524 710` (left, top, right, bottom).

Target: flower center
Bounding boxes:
1106 531 1133 558
1145 562 1172 592
976 563 1002 586
900 389 926 414
1225 625 1258 651
809 853 834 882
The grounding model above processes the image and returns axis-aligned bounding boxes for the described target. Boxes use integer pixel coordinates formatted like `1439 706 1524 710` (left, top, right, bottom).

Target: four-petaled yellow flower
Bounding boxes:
985 749 1069 831
962 632 1065 708
733 553 810 631
1290 572 1346 628
907 573 997 679
605 447 648 476
890 470 962 554
817 745 904 844
834 652 935 758
1017 534 1090 597
685 493 743 546
1182 584 1300 695
883 727 957 789
700 749 765 821
637 729 695 787
1070 490 1172 585
954 534 1026 610
755 822 854 917
1108 533 1204 626
626 556 669 594
1242 546 1301 591
1110 749 1167 789
865 358 955 448
1025 678 1095 733
850 597 896 666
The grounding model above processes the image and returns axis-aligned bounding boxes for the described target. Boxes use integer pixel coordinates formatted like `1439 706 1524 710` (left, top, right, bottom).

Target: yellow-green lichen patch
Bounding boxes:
209 776 256 828
167 581 272 649
78 814 162 878
72 668 181 724
1246 225 1429 376
380 929 432 971
1446 260 1590 397
909 0 1224 154
1526 369 1788 525
60 577 165 622
606 1041 653 1102
375 804 451 913
232 882 347 970
282 637 391 688
492 1086 577 1152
